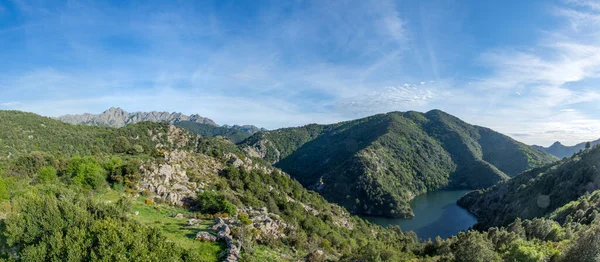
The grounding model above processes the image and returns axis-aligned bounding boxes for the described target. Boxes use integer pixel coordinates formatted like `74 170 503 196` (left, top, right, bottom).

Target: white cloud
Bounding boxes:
457 0 600 146
336 83 451 117
0 102 21 107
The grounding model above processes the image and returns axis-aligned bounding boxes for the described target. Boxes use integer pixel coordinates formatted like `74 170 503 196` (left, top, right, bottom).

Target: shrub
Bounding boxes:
196 191 237 215
37 166 57 184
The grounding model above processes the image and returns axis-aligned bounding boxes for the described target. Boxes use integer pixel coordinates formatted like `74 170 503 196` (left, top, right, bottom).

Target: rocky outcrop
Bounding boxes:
240 207 288 241
195 232 217 242
137 150 221 206
58 107 217 128
224 153 272 174
212 218 241 262
242 139 281 164
305 250 327 262
222 124 266 135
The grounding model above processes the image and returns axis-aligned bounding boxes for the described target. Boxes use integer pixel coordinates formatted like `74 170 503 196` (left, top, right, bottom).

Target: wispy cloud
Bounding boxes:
3 0 600 146
0 102 21 107
336 82 450 117
451 0 600 145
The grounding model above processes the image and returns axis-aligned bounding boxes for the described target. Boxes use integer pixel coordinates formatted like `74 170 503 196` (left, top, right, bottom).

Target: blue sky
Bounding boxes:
1 0 600 146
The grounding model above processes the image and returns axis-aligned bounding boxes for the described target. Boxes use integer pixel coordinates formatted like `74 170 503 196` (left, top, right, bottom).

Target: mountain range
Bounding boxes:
2 108 598 261
240 110 557 218
58 107 265 135
459 142 600 230
533 139 600 158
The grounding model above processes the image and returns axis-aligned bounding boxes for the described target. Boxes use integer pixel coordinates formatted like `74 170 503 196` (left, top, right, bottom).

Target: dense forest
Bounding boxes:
241 110 557 218
459 143 600 230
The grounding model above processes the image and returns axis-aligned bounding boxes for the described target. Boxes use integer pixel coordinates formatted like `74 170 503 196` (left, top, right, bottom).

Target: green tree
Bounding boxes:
586 142 591 150
113 136 131 154
196 191 237 215
0 173 9 200
66 157 107 189
561 225 600 262
37 166 57 184
451 231 501 262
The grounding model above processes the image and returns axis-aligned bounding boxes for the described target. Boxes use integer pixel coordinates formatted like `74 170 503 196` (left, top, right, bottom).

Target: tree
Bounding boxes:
451 231 501 262
113 136 131 154
0 173 9 200
37 166 57 184
586 142 591 150
561 225 600 262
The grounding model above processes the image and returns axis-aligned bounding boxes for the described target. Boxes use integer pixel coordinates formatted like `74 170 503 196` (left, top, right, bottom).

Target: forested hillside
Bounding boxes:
0 110 596 261
458 143 600 230
175 121 251 143
241 110 557 218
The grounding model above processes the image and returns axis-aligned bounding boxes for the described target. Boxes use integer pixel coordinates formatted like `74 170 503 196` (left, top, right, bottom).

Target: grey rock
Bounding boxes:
305 250 326 262
195 232 217 242
222 124 267 134
187 219 201 227
58 107 217 128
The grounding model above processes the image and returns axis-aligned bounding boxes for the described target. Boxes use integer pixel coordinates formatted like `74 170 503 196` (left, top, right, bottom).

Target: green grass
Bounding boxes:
95 189 226 261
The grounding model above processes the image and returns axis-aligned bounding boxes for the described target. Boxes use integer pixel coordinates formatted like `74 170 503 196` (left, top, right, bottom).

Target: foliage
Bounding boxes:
175 121 251 143
0 111 196 158
0 188 200 261
241 110 556 218
195 191 237 215
1 109 597 262
65 156 108 189
459 145 600 229
37 166 57 184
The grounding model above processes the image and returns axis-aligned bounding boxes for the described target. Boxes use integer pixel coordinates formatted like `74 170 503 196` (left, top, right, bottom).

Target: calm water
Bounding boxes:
362 190 477 240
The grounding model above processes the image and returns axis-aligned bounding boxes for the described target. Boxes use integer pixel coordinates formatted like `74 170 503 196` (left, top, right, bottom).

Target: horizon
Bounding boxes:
14 105 596 147
2 0 600 146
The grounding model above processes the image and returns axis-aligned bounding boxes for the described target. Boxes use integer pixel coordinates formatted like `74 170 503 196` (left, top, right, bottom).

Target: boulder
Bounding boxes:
305 250 327 262
195 232 217 242
187 219 201 226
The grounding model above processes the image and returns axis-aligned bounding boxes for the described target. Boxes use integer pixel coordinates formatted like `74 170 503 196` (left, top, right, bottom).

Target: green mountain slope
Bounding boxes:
0 110 196 158
0 110 421 261
242 110 557 218
175 121 251 143
458 144 600 229
0 109 596 262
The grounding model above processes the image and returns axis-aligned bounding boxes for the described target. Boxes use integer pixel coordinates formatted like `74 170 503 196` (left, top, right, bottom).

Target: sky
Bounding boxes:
1 0 600 146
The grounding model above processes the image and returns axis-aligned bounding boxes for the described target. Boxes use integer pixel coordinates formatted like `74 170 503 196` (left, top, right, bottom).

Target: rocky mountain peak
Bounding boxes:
58 108 217 128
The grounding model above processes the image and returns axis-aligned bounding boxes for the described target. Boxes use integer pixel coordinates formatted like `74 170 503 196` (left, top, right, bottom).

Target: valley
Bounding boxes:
0 108 598 261
362 189 477 240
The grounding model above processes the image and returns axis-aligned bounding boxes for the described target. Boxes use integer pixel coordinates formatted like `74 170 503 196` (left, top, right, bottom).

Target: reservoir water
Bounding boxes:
362 190 477 240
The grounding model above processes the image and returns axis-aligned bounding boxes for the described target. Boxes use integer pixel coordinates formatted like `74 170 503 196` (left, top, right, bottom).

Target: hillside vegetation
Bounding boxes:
459 143 600 229
0 110 597 262
175 121 251 143
242 110 557 218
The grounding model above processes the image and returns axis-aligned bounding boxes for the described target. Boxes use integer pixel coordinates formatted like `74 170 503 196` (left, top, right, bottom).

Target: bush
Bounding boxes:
65 156 107 190
196 191 237 215
0 173 8 200
37 166 57 184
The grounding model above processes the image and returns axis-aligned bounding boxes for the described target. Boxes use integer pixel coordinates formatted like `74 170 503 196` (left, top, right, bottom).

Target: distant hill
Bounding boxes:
533 139 600 158
58 107 217 127
174 121 251 143
458 144 600 229
0 110 198 158
57 107 265 138
241 110 558 218
223 124 266 134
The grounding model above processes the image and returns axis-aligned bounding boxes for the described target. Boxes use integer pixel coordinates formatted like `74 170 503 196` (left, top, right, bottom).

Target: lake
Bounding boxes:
362 190 477 240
